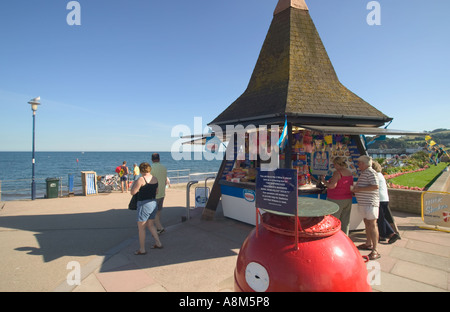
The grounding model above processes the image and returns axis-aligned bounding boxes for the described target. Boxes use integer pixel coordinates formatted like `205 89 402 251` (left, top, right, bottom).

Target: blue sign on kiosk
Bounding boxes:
255 168 298 215
255 168 299 247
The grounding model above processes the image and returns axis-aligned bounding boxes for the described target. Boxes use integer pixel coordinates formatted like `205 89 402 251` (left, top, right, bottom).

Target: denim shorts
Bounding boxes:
136 199 157 222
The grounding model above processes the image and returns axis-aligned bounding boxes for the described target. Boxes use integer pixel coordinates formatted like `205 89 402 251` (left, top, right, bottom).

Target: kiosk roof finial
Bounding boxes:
274 0 309 15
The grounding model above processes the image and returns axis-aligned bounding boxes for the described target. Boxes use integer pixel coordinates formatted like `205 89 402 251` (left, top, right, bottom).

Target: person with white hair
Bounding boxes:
352 155 381 260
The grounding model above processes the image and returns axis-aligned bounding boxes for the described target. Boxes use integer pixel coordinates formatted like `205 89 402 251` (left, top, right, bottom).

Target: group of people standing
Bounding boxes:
322 155 400 261
118 153 168 256
116 161 142 193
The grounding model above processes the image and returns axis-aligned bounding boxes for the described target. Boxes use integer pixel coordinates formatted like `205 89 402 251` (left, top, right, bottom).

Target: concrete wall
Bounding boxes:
388 168 450 215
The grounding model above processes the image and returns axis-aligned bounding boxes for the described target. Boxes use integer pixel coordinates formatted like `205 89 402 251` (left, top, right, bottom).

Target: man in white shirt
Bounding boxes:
372 161 400 244
353 155 380 260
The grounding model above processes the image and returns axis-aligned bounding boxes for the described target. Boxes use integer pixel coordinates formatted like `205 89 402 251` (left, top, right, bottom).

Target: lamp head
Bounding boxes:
28 97 41 112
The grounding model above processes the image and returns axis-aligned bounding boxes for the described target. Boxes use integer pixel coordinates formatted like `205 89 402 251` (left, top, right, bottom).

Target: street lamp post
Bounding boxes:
28 97 40 200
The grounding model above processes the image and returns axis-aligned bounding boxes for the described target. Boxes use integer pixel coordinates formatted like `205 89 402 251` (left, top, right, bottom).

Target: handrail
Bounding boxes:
0 170 218 201
184 181 198 222
167 169 191 184
0 177 64 201
188 172 217 176
204 176 216 202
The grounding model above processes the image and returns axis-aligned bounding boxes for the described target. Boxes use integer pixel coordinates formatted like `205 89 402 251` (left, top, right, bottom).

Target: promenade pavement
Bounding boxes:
0 183 449 292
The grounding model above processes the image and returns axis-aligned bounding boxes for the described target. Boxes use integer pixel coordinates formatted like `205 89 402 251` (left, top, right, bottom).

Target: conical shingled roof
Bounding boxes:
210 1 392 128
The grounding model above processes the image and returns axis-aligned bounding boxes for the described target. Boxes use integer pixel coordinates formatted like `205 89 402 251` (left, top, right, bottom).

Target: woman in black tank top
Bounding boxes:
137 177 158 201
130 162 163 255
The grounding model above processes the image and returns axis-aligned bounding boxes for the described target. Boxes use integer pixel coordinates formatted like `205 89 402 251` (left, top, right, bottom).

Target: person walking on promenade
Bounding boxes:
130 162 163 255
150 153 168 234
321 156 354 235
119 161 129 193
372 161 400 244
352 155 381 260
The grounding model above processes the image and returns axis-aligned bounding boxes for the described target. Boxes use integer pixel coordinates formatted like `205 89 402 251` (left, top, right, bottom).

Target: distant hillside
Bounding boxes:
367 129 450 150
428 129 450 145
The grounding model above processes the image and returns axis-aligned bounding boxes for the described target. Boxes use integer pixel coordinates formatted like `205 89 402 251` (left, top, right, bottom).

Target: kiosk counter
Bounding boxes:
218 127 365 229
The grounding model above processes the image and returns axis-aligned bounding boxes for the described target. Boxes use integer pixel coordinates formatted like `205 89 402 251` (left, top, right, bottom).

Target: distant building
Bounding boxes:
368 148 423 159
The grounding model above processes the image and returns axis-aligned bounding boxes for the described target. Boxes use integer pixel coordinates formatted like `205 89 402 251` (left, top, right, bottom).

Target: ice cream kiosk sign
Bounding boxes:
255 168 299 247
255 169 298 215
422 191 450 230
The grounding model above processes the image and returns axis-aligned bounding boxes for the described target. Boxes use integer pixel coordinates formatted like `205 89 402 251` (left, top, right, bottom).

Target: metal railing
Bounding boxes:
1 170 218 201
167 170 217 184
188 172 217 182
167 169 191 184
0 177 64 201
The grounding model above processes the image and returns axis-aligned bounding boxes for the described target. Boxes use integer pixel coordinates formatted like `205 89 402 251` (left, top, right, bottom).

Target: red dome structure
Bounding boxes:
234 198 371 292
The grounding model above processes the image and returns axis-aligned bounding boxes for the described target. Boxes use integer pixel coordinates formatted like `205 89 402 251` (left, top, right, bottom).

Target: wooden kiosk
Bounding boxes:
199 0 424 226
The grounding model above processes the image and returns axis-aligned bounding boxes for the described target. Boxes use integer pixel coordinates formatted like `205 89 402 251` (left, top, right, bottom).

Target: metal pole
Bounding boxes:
31 111 36 200
204 175 216 202
184 181 198 221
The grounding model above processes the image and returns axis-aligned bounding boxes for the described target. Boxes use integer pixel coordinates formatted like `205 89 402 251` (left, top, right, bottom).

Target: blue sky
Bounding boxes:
0 0 449 152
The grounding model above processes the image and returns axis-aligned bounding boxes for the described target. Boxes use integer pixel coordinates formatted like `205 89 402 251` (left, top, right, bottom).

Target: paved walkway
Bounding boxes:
0 185 449 292
69 208 449 292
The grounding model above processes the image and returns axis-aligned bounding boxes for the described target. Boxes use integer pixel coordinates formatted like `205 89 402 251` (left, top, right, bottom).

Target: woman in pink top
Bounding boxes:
321 157 354 235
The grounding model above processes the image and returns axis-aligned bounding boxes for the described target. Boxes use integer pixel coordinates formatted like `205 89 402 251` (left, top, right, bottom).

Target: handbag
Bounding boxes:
128 193 138 210
128 176 149 210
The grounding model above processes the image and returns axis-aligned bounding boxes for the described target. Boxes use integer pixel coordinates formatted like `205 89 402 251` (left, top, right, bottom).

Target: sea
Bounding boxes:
0 151 222 201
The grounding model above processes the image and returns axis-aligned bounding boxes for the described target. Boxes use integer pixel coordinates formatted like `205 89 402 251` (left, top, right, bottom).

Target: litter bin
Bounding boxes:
46 177 59 199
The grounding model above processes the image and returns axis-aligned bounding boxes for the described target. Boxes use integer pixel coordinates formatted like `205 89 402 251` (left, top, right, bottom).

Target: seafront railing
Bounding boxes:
0 177 64 201
0 169 218 201
167 169 217 184
167 169 190 184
